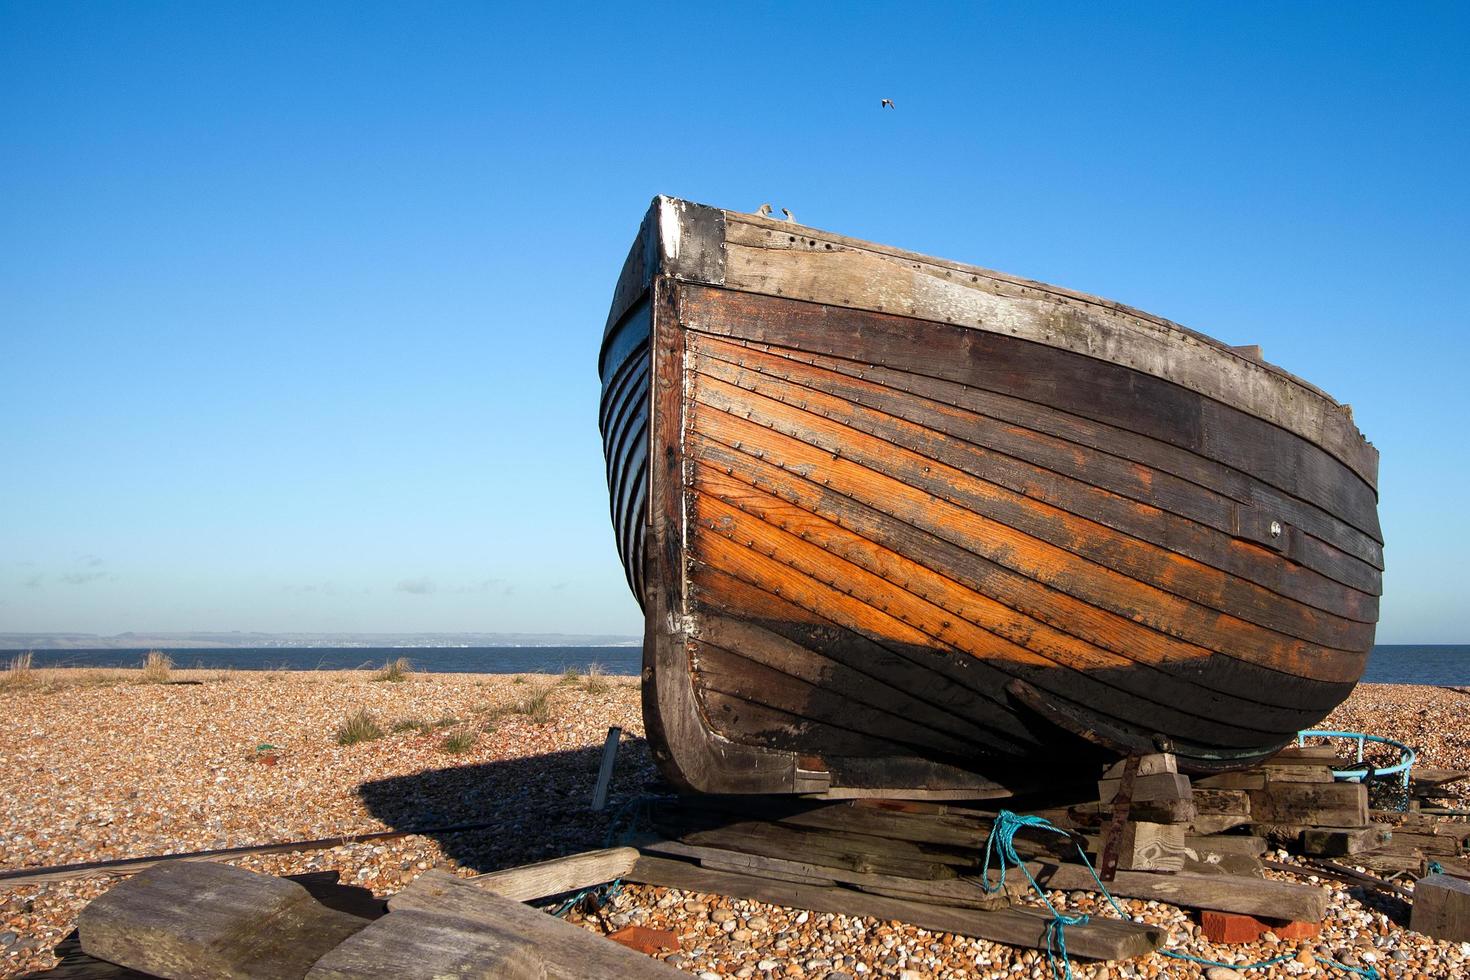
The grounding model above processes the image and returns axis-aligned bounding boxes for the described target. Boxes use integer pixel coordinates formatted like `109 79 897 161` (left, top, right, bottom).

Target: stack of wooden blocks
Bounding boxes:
1097 753 1194 873
1193 744 1378 856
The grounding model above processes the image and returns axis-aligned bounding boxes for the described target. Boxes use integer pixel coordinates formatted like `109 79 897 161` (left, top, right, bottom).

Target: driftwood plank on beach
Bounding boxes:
674 820 968 879
1027 862 1329 921
640 840 1007 909
387 870 685 979
77 863 368 979
627 855 1164 960
305 909 545 980
468 847 640 901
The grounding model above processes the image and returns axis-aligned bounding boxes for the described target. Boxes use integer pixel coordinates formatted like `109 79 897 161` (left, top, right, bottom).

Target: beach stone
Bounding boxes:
1295 948 1315 966
1204 969 1245 980
0 931 16 947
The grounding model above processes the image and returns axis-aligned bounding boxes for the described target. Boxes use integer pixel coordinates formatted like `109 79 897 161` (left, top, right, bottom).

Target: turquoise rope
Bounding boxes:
980 809 1381 980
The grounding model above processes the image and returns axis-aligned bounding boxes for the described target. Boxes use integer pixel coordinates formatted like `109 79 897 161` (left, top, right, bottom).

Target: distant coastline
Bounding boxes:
0 631 641 650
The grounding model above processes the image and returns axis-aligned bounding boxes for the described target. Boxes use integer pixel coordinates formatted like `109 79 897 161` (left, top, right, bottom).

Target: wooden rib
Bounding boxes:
689 566 1045 752
689 400 1365 681
695 334 1383 583
692 372 1372 659
692 453 1346 722
597 343 648 432
678 284 1381 543
692 493 1308 748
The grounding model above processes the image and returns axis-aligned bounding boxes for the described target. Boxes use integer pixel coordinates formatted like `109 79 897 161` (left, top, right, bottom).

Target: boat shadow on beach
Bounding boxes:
357 737 661 875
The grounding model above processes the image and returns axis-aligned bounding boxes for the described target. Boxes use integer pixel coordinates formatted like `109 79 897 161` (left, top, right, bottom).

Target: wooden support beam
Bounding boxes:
77 862 369 979
1299 826 1392 857
1114 822 1186 873
640 840 1007 909
625 855 1164 961
306 910 546 979
1098 773 1192 804
1410 874 1470 942
1027 862 1329 922
590 727 622 812
468 847 640 902
387 871 686 979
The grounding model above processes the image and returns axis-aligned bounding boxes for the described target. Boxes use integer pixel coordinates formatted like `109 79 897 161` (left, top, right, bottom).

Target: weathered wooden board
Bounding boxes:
1027 862 1329 921
1410 874 1470 942
640 839 1007 909
1115 822 1187 873
76 863 368 980
468 847 639 902
305 909 545 979
1249 782 1369 827
626 855 1164 960
386 871 686 979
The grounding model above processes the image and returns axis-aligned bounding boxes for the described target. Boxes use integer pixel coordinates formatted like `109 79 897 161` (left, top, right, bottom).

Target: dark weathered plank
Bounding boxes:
77 863 368 980
1027 862 1329 921
639 840 1003 909
1410 875 1470 942
627 855 1164 961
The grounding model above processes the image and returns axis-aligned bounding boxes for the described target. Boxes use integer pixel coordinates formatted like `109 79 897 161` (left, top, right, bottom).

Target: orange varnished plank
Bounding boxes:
693 334 1383 585
687 402 1366 684
691 371 1373 658
691 492 1305 744
692 457 1339 725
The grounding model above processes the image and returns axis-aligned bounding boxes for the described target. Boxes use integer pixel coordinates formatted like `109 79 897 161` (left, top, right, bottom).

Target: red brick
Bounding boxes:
1200 909 1269 943
1269 918 1322 940
608 926 680 955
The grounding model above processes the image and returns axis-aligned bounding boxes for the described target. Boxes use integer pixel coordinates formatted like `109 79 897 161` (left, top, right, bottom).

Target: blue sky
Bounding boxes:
1 2 1466 641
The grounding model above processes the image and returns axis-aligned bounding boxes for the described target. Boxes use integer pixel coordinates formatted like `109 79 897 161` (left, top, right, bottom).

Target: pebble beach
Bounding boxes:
2 667 1468 979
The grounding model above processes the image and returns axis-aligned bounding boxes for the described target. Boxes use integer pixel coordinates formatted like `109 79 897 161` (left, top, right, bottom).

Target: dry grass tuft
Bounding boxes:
508 685 555 725
557 666 582 686
583 663 611 695
440 729 477 754
374 657 413 683
1 651 35 690
140 651 173 683
335 709 385 745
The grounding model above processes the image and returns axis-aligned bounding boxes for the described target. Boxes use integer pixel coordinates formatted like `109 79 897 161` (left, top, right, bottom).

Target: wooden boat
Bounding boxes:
599 197 1381 797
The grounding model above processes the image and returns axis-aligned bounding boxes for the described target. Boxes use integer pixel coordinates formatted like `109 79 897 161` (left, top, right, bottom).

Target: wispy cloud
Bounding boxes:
395 577 436 595
60 571 106 585
23 574 43 590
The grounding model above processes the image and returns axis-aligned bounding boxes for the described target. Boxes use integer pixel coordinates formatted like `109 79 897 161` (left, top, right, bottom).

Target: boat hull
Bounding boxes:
599 198 1381 796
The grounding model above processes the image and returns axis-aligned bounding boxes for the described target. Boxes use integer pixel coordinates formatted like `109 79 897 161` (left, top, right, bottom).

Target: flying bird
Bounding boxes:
881 99 895 109
755 203 773 217
781 208 796 223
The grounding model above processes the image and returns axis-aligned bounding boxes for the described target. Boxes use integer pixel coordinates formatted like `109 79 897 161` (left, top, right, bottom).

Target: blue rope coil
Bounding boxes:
980 808 1381 980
